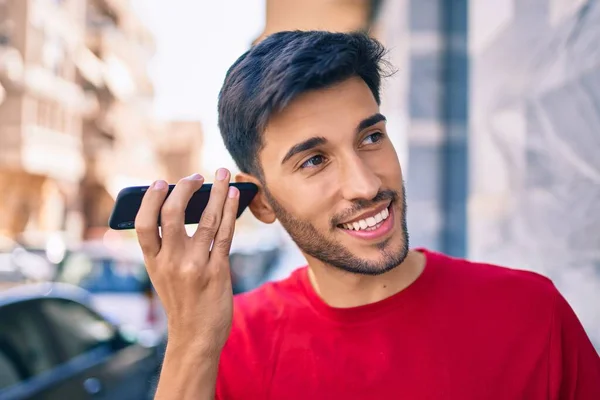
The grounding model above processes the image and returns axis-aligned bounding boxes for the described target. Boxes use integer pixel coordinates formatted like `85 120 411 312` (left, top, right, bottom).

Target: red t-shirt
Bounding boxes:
216 249 600 399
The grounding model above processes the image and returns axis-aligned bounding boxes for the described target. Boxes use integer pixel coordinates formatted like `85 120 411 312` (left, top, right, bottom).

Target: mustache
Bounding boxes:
330 189 399 228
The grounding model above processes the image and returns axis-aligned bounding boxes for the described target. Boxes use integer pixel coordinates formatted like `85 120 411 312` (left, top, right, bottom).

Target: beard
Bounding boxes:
263 184 410 276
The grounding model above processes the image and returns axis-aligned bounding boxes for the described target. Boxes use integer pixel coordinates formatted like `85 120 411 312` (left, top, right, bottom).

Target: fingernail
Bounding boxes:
228 186 239 198
153 180 167 190
186 173 203 180
216 168 229 181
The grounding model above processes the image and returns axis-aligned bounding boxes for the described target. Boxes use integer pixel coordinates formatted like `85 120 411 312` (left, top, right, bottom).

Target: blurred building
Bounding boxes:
0 0 204 245
255 0 380 43
151 120 204 184
79 0 158 240
0 0 91 245
467 0 600 346
79 0 204 240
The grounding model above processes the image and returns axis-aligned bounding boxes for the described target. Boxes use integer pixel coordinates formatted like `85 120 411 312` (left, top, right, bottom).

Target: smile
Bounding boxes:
341 207 390 231
337 203 395 240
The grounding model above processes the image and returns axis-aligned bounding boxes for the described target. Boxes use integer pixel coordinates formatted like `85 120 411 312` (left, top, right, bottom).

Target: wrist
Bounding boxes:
165 334 223 361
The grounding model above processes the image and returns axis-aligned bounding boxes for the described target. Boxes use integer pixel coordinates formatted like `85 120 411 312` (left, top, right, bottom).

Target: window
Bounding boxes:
42 35 67 77
0 10 11 45
37 100 50 128
57 254 151 294
0 302 60 389
39 299 117 362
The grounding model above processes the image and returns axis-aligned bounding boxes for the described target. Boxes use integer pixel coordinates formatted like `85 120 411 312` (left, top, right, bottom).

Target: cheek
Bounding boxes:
275 178 338 226
364 145 403 178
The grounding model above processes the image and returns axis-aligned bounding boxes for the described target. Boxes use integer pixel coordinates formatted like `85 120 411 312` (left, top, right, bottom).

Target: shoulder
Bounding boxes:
423 249 561 324
427 249 559 299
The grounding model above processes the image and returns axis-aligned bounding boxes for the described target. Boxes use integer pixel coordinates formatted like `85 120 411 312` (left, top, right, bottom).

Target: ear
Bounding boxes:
235 173 277 224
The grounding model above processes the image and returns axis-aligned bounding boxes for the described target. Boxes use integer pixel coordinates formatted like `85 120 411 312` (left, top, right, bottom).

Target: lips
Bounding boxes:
337 200 392 231
340 207 390 231
339 204 395 241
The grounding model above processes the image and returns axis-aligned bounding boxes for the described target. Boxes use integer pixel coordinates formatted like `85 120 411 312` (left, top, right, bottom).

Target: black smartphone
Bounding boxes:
108 182 259 230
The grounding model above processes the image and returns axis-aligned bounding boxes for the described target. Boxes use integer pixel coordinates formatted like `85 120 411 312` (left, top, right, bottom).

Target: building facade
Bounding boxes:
255 0 375 43
0 0 204 245
468 0 600 347
0 0 90 245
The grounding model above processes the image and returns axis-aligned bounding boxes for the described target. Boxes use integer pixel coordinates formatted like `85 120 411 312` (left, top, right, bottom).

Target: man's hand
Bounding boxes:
135 168 240 356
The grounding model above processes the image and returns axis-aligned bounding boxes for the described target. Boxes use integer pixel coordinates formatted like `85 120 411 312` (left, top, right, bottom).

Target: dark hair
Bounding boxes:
218 30 392 177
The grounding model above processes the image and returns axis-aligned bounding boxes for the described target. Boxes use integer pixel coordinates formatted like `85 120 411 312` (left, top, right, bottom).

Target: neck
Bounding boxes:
304 249 426 308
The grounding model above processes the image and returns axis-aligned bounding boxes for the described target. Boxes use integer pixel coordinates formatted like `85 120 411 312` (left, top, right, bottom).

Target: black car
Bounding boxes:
0 283 161 400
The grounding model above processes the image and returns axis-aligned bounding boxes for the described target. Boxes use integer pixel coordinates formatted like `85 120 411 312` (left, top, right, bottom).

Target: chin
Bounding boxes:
327 202 409 276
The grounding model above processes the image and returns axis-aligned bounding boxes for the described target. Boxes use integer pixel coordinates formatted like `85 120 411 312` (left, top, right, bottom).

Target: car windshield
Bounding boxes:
56 252 150 293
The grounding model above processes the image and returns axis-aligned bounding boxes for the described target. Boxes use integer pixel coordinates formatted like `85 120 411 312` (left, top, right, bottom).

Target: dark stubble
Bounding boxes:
263 184 409 276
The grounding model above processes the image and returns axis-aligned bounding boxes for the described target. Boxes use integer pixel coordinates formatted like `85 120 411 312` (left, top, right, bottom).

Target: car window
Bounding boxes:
57 253 151 293
0 302 60 389
39 299 117 361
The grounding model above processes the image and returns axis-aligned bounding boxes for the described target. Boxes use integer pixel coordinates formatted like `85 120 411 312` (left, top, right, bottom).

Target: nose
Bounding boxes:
339 154 381 202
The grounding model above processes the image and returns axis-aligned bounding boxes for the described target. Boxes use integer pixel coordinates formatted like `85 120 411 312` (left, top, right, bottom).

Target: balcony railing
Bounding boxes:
21 65 89 112
21 124 86 183
0 45 24 84
0 124 85 183
86 24 152 97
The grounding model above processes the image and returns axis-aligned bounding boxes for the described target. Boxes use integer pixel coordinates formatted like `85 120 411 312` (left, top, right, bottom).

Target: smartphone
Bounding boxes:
108 182 259 230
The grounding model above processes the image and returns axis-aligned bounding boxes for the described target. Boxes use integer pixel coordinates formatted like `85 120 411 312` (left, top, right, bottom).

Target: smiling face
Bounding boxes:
250 76 409 275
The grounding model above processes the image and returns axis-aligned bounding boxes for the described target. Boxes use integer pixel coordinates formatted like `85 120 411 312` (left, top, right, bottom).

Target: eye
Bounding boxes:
362 132 384 145
300 155 326 169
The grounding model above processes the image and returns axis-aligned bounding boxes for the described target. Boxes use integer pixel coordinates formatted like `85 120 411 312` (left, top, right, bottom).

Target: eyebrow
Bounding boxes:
357 113 386 133
280 113 387 165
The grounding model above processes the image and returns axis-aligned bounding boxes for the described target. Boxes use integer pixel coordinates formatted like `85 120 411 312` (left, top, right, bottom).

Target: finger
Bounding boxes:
210 186 240 260
193 168 231 247
160 173 204 246
135 180 168 258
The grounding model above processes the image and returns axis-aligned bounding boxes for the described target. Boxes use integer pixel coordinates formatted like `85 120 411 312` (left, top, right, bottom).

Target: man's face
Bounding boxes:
258 76 409 275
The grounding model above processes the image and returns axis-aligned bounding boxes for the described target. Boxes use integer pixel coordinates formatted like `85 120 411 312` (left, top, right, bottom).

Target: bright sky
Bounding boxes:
132 0 266 173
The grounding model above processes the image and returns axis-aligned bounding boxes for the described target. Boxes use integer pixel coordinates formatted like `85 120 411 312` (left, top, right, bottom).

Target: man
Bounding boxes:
135 31 600 400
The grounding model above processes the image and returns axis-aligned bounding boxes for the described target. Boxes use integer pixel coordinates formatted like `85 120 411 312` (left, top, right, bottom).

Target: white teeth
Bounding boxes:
341 207 390 231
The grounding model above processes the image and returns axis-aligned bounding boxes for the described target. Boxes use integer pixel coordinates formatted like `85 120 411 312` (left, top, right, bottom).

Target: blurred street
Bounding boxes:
0 0 599 398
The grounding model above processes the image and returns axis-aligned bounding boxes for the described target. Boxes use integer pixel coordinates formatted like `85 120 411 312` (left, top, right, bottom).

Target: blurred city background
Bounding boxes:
0 0 598 398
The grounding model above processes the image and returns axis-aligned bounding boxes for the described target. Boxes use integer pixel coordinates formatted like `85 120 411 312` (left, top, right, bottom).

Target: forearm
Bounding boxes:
154 341 221 400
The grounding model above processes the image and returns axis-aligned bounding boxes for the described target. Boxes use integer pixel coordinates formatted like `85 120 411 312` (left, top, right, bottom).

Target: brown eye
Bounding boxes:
362 132 383 145
301 155 326 169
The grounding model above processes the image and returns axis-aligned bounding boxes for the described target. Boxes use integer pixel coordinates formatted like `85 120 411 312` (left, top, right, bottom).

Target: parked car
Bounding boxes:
53 241 167 342
0 237 54 290
0 283 161 400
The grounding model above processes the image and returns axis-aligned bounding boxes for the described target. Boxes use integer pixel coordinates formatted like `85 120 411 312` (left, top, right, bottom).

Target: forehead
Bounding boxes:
261 76 380 164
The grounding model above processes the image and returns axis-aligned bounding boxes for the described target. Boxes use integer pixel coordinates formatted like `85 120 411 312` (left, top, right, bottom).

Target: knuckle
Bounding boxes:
214 237 232 252
195 227 216 243
134 220 152 233
200 212 219 231
179 264 199 278
161 203 181 219
181 264 210 284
